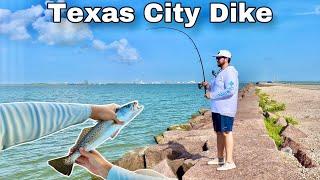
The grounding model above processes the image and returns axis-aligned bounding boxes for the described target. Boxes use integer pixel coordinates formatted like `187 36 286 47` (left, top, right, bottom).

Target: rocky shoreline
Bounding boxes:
110 84 319 179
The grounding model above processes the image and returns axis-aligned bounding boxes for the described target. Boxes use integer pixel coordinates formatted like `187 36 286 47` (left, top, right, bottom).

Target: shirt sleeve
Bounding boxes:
106 166 165 180
210 71 237 100
0 102 92 150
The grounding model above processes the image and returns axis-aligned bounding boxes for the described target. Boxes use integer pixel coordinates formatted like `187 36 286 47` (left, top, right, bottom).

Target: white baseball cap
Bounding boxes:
213 50 232 58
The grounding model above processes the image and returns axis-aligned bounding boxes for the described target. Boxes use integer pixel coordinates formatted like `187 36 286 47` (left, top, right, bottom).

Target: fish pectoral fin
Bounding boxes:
74 127 92 146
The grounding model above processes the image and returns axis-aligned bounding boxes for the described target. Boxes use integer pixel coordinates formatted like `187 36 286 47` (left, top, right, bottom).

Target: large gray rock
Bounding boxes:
145 137 212 170
162 129 215 143
191 122 213 130
281 125 308 139
198 108 210 115
154 133 165 144
277 117 287 127
145 142 187 168
280 118 317 168
152 159 177 178
113 147 147 171
189 115 205 126
203 110 212 119
167 123 192 131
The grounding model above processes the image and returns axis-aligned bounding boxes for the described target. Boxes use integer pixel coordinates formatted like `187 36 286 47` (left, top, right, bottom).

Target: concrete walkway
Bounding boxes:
182 87 304 180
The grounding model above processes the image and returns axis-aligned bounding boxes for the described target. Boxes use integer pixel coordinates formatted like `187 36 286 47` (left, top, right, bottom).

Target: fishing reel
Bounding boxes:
198 70 218 93
198 83 206 90
198 70 217 89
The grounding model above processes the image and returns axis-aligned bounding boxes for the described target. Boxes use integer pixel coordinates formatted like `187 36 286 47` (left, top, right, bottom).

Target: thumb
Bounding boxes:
79 148 92 158
90 149 103 157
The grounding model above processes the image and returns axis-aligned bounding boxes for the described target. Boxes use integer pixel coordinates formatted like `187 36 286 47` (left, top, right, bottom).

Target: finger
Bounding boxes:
79 148 92 158
75 156 88 165
75 160 85 166
89 149 102 156
114 119 124 125
110 103 121 111
75 159 87 167
114 104 121 110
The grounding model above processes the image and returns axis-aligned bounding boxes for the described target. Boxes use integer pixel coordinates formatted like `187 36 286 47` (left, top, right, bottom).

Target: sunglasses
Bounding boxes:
216 56 225 60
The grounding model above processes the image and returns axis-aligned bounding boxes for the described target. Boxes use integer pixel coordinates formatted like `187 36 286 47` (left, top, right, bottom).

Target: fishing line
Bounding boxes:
146 27 207 94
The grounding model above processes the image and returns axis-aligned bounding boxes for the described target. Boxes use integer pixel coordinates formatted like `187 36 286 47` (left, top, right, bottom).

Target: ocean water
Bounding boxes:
0 84 245 179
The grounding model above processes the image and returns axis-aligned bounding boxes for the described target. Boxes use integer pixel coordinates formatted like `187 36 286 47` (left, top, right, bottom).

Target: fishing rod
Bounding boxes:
146 27 207 94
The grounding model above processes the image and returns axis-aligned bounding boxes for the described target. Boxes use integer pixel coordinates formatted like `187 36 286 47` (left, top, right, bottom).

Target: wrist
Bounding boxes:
98 162 112 178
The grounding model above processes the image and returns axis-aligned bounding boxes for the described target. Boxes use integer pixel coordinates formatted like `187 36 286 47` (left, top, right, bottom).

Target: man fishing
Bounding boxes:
0 102 124 150
202 49 239 171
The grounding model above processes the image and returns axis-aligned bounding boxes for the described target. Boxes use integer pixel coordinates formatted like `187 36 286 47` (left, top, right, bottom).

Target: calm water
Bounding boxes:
0 84 245 179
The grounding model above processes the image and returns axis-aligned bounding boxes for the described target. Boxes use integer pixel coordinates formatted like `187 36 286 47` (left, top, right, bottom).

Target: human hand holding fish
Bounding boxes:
48 101 144 176
90 103 125 125
69 147 112 178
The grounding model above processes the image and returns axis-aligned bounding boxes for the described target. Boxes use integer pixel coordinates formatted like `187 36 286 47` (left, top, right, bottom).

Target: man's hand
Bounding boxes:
91 103 124 124
105 103 121 112
75 148 113 178
112 117 125 125
202 81 210 89
204 92 211 99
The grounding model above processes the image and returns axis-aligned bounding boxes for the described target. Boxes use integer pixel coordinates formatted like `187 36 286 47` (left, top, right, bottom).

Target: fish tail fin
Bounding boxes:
48 156 74 176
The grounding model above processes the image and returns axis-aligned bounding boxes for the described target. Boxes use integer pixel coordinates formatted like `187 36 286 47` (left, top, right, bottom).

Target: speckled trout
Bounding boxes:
48 100 144 176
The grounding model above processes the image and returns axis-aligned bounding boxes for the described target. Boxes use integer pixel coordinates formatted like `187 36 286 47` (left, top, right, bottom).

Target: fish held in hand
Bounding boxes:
48 100 144 176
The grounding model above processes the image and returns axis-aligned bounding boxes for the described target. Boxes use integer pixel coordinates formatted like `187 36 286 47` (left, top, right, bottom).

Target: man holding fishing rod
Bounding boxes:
202 49 239 171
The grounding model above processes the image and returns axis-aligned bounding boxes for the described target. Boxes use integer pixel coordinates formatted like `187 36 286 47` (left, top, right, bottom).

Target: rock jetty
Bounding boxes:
112 85 317 180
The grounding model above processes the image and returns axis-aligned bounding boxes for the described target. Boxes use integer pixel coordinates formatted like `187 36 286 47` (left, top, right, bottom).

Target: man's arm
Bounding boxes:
0 102 121 150
75 148 166 180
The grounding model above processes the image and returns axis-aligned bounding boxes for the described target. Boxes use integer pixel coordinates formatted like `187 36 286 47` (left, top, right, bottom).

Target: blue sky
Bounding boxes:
0 0 319 84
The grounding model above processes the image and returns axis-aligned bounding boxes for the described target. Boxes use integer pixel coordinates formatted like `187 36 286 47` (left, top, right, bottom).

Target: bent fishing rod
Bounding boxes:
146 27 207 94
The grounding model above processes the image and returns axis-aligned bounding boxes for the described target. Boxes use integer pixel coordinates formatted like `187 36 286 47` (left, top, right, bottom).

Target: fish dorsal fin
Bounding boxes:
74 127 92 146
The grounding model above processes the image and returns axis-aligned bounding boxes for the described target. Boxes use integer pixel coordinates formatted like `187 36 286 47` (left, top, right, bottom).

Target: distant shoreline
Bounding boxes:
256 81 320 85
0 82 244 86
0 81 320 86
0 81 319 86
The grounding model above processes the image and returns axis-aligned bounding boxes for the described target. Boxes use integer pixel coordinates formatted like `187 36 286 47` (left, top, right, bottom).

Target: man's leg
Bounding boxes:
217 115 236 170
224 132 234 163
208 113 225 165
217 132 225 158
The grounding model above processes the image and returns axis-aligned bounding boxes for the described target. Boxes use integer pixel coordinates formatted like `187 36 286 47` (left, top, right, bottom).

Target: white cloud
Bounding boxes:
109 39 140 61
0 3 92 45
31 3 93 45
92 39 108 50
0 3 140 63
92 38 140 62
33 17 93 45
0 5 43 40
0 9 11 21
296 5 320 16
